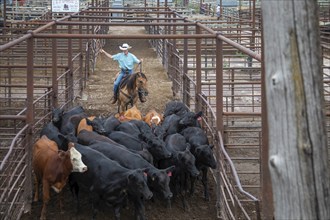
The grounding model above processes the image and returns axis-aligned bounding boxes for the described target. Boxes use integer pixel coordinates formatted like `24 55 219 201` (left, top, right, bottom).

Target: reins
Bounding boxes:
134 62 142 73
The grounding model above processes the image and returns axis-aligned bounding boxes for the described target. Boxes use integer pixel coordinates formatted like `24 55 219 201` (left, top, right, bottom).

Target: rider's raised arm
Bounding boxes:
100 49 113 59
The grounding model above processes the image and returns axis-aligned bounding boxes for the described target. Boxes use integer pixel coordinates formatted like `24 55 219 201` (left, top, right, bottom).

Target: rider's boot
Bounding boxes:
111 89 118 104
111 93 117 104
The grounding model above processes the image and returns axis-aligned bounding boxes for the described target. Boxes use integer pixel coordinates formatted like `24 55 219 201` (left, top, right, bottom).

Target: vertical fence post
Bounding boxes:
52 25 58 107
216 35 223 136
79 16 84 96
67 19 74 107
24 35 34 214
86 22 90 81
196 24 202 111
183 20 188 104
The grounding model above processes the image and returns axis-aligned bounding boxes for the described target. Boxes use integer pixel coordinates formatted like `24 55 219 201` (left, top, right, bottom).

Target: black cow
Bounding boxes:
180 127 209 147
70 144 152 220
108 131 149 151
127 120 153 133
159 133 199 209
160 111 203 138
151 123 166 140
102 114 121 135
86 141 175 202
115 121 141 138
109 131 171 162
78 129 119 146
163 133 199 177
51 107 64 129
180 127 217 201
117 120 166 146
60 113 87 136
40 122 77 150
78 130 153 164
163 101 190 117
126 120 173 162
62 106 85 121
118 120 157 141
59 106 87 135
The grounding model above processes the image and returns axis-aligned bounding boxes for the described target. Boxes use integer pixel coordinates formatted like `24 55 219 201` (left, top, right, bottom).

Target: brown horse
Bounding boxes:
116 72 148 113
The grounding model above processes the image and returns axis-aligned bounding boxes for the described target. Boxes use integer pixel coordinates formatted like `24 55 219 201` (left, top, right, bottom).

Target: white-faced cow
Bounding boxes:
32 135 87 220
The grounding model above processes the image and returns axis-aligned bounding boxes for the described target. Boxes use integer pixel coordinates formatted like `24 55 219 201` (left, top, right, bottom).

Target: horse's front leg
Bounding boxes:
119 102 126 114
117 99 122 113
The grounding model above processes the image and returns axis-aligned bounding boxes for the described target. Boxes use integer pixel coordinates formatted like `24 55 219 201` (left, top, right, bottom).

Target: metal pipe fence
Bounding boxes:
0 2 329 219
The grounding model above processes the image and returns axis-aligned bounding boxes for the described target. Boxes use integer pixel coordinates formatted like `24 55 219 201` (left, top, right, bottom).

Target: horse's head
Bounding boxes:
136 72 148 102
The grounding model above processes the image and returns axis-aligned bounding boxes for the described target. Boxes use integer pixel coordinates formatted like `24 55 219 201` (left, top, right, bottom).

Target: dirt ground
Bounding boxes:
21 26 219 220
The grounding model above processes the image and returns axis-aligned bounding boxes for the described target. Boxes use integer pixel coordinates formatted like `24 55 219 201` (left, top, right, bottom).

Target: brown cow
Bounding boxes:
144 109 163 126
116 105 143 122
32 135 87 220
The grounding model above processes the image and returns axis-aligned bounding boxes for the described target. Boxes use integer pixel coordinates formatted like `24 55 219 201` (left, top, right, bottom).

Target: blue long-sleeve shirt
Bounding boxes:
112 52 140 70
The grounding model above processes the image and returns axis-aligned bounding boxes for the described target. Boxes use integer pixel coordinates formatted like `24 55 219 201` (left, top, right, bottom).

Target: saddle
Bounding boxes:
114 69 130 97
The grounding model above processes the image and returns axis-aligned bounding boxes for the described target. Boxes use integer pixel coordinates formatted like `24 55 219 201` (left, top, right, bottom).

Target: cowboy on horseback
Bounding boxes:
100 43 143 104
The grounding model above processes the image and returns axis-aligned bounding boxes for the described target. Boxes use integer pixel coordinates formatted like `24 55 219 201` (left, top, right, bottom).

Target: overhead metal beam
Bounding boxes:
55 21 194 26
32 33 216 39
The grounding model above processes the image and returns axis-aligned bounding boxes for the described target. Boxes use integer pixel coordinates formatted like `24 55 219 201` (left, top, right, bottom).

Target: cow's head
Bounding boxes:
51 150 72 193
147 166 175 200
127 168 153 200
52 107 63 127
179 111 203 127
177 144 200 177
194 144 217 169
86 117 106 135
143 136 172 160
68 143 88 173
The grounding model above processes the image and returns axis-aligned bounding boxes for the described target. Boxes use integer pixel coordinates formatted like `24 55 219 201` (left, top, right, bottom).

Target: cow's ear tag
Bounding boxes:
167 171 172 177
143 172 148 177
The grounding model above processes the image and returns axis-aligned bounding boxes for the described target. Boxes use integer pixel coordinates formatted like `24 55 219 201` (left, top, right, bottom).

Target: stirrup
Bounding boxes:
111 95 117 104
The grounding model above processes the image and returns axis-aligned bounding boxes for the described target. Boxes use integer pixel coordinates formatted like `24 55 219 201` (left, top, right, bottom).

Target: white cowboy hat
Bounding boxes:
119 43 132 50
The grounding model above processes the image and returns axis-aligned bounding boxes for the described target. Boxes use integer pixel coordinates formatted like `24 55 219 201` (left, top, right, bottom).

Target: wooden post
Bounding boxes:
262 0 330 219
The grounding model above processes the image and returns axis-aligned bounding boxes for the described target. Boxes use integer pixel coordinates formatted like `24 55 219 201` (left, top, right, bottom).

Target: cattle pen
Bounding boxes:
1 0 330 219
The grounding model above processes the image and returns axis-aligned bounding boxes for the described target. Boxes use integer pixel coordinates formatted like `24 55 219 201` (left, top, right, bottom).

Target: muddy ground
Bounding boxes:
21 26 219 220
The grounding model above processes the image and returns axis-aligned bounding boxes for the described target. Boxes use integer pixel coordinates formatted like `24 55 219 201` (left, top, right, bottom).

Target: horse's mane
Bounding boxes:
120 72 147 95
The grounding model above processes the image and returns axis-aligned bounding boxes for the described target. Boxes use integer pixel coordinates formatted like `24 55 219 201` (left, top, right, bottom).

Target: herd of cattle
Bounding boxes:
32 101 217 220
